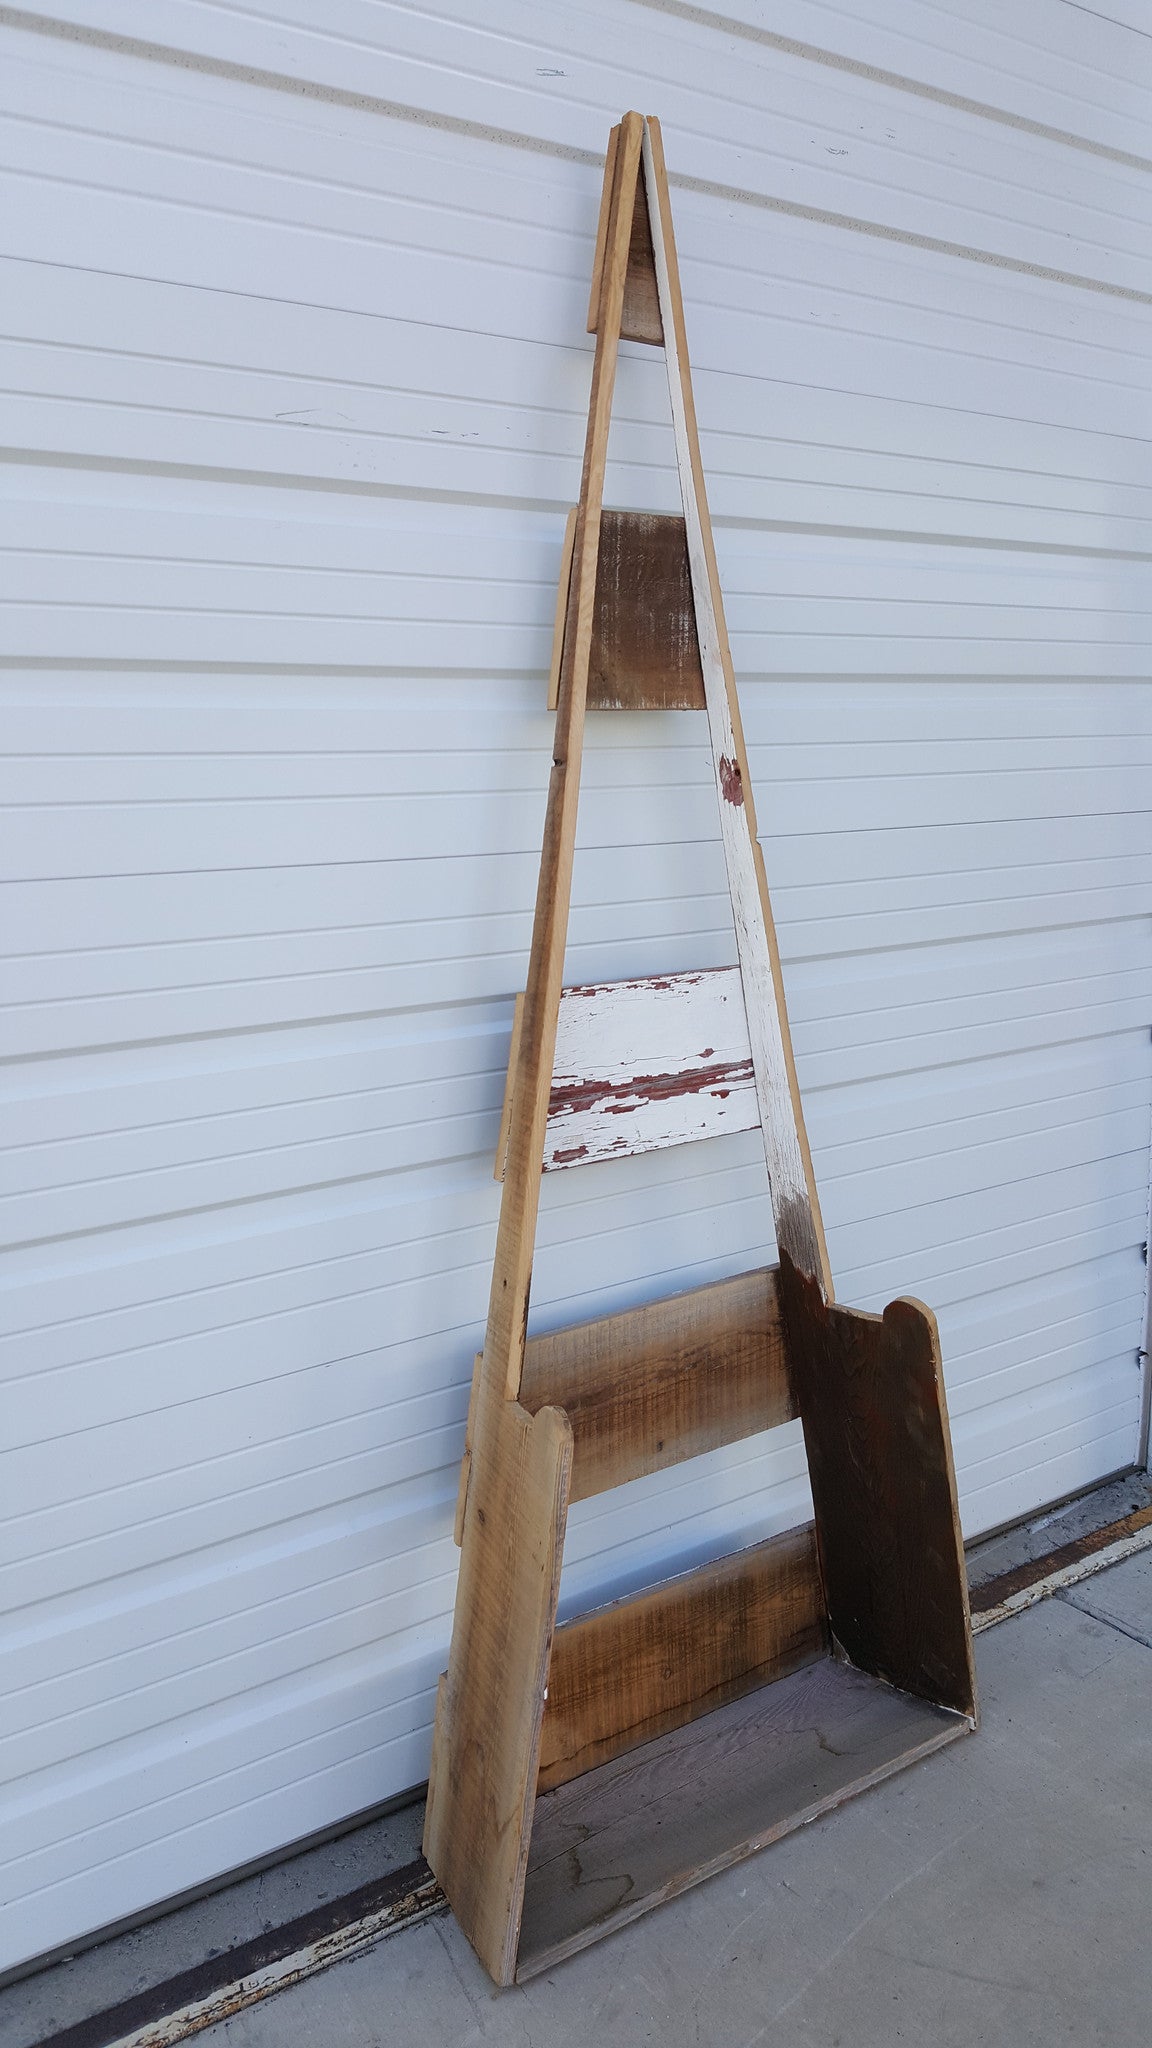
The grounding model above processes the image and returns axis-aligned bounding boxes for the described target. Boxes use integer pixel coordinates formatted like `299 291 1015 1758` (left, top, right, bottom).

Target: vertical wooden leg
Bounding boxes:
424 1395 573 1983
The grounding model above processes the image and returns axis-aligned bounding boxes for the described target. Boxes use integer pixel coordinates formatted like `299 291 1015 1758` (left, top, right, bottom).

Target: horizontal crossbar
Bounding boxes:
519 1266 793 1501
538 1524 825 1792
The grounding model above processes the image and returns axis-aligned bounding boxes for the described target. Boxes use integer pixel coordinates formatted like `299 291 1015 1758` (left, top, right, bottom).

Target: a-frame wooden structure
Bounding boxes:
424 112 977 1987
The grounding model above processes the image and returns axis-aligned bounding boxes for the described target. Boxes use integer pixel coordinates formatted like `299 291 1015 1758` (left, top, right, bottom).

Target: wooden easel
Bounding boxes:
424 112 977 1987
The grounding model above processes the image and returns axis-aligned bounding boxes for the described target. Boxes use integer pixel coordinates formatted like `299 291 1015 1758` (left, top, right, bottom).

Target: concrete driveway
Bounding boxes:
199 1551 1152 2048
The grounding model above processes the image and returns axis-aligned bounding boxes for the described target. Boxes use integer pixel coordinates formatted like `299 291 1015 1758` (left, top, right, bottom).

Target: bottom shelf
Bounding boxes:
517 1651 971 1979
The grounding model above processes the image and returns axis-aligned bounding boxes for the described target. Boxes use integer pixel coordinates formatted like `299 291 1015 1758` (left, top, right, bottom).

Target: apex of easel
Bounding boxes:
587 111 664 345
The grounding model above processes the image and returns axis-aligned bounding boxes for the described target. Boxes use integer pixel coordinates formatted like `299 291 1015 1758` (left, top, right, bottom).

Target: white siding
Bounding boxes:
3 0 1150 1973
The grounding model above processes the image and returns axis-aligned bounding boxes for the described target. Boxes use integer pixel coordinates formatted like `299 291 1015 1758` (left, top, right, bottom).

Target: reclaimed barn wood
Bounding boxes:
457 1267 790 1535
424 1393 571 1981
495 966 757 1177
590 511 704 710
425 109 646 1985
545 510 577 717
779 1254 978 1720
426 114 977 1988
586 119 664 344
539 1526 825 1790
518 1658 968 1979
643 116 831 1295
548 510 704 712
520 1266 793 1499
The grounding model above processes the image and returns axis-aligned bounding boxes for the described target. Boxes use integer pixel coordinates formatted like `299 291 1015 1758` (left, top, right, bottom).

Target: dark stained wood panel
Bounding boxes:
588 510 705 710
587 125 664 344
622 156 664 344
538 1525 825 1791
518 1656 970 1978
519 1266 794 1501
778 1254 977 1721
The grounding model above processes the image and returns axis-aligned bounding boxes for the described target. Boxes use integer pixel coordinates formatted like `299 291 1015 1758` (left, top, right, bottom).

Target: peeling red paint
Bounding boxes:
718 755 744 805
562 970 710 1001
551 1142 589 1164
550 1057 755 1122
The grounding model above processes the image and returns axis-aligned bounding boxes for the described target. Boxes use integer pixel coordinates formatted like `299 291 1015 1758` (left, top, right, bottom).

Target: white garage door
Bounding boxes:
3 0 1150 1976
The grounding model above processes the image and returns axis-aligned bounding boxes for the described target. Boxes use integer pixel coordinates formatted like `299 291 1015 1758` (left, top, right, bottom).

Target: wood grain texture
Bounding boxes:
496 967 757 1180
585 123 620 335
423 1393 572 1984
518 1655 969 1978
481 110 642 1408
519 1265 793 1501
544 965 755 1172
545 508 578 714
538 1525 825 1790
779 1252 978 1721
549 509 703 714
451 1351 481 1548
586 120 662 344
642 116 833 1296
427 116 646 1987
588 510 704 709
622 147 665 345
492 990 525 1183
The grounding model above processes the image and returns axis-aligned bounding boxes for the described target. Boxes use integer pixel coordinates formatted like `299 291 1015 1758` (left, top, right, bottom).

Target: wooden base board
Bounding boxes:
516 1654 970 1979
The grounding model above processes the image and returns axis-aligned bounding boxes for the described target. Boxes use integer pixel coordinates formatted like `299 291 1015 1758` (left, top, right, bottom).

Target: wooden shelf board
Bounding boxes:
517 1653 970 1979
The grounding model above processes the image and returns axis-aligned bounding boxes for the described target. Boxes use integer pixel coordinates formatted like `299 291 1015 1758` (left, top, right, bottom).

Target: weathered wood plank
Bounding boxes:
548 509 704 714
496 965 757 1176
520 1266 792 1501
496 968 755 1179
518 1655 970 1979
480 111 642 1410
424 1394 572 1984
622 142 664 345
779 1253 978 1720
492 990 526 1184
586 120 662 344
545 509 578 716
426 113 647 1988
585 122 620 335
539 1525 825 1790
643 116 833 1295
589 510 704 710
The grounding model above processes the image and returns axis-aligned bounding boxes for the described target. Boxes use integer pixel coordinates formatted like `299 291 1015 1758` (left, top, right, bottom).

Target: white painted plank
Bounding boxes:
534 967 755 1169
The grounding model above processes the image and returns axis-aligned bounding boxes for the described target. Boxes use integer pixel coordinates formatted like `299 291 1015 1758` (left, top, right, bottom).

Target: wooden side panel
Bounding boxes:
424 1394 573 1984
519 1266 793 1501
519 1657 970 1979
588 510 705 710
538 1525 825 1790
778 1253 978 1721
